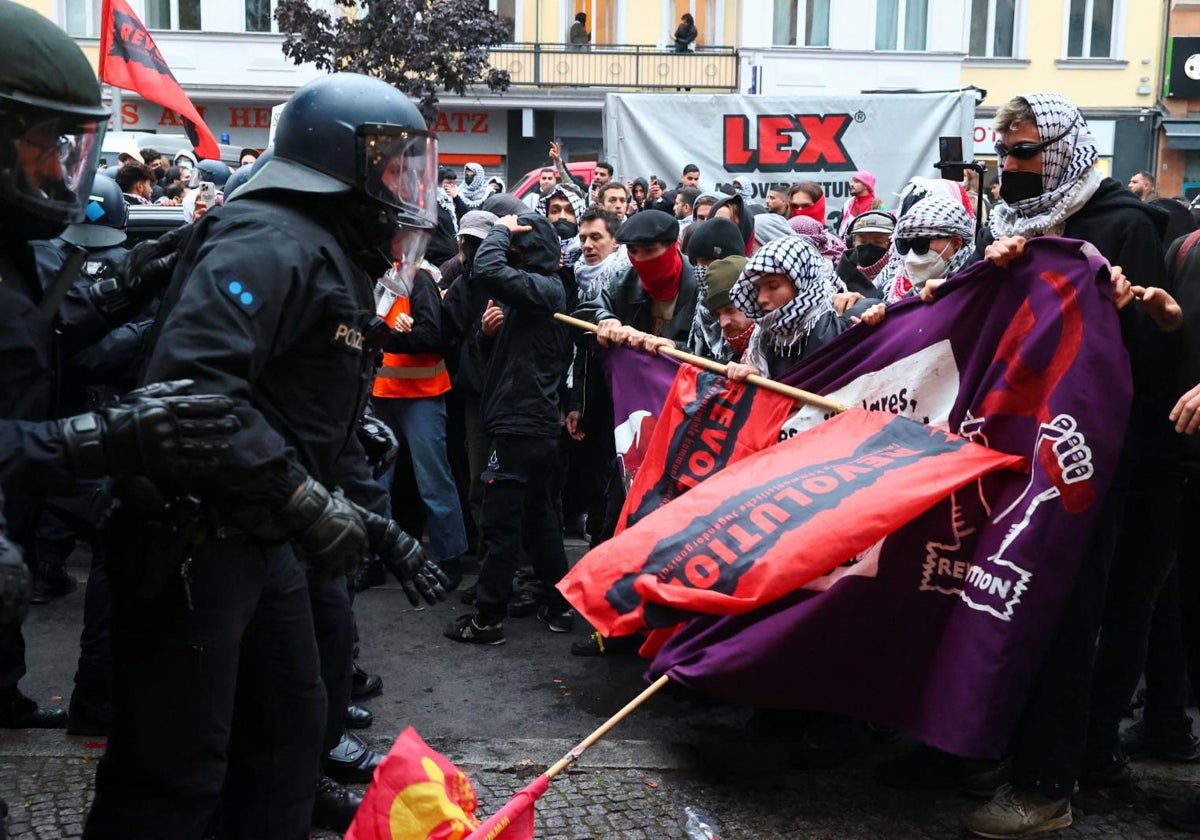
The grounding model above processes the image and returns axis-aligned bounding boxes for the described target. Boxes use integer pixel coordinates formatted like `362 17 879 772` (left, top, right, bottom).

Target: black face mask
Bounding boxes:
999 171 1044 204
853 244 887 267
552 219 578 240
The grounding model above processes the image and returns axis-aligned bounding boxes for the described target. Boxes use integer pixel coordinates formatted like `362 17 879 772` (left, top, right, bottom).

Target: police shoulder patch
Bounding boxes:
219 275 265 316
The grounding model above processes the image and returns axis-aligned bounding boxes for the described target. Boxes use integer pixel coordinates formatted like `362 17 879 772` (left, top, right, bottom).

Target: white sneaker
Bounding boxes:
961 784 1072 838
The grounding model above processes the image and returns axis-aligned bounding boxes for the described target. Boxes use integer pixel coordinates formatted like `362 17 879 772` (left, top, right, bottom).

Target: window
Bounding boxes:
245 0 272 32
146 0 201 30
772 0 830 47
64 0 101 36
490 0 516 42
876 0 927 51
1066 0 1118 59
969 0 1018 58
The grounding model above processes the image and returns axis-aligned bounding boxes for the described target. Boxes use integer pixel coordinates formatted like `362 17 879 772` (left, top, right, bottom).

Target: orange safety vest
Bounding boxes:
372 293 451 399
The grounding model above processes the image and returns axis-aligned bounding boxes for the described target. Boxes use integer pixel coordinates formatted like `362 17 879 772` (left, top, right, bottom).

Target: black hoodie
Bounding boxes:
473 213 576 438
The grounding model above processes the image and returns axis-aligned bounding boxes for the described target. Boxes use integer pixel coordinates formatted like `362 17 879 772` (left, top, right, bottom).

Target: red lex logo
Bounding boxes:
723 113 855 172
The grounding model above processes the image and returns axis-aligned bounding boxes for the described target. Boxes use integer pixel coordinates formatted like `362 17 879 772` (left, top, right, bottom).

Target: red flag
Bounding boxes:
615 366 795 534
559 409 1022 638
345 727 482 840
99 0 220 160
465 775 547 840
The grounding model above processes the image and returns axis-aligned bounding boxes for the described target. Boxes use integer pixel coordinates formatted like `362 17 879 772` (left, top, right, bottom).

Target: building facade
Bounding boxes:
22 0 1168 189
961 0 1164 187
1157 0 1200 200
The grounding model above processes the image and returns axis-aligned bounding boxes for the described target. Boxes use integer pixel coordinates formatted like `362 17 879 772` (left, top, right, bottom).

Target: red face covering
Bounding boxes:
792 195 827 225
631 245 683 301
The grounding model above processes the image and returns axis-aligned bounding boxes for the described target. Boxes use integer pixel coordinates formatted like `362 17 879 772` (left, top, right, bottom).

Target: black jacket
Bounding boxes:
143 195 386 533
473 216 575 438
441 258 494 399
574 258 699 345
0 235 117 534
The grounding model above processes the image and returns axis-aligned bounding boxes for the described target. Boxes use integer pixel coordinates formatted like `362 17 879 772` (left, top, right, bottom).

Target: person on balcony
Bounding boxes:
674 13 698 52
569 12 589 50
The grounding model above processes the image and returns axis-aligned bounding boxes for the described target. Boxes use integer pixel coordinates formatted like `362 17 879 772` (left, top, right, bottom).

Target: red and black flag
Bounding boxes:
616 365 794 533
558 409 1022 638
99 0 219 160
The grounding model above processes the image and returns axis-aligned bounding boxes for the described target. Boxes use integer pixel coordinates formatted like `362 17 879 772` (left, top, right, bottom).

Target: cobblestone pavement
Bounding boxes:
4 550 1200 838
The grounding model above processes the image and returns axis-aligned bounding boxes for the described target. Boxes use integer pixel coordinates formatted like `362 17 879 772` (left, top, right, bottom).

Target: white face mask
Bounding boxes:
903 242 953 290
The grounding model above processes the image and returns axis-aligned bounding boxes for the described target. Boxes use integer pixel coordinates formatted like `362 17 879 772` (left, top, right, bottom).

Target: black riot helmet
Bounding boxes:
239 73 437 283
188 158 233 188
221 162 255 201
0 0 109 240
59 172 127 249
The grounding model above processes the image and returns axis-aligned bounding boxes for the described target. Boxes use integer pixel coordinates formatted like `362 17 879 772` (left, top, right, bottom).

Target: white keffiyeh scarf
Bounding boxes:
989 93 1102 238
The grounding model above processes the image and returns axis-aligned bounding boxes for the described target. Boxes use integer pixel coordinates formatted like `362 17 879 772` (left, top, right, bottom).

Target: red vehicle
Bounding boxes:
510 160 597 201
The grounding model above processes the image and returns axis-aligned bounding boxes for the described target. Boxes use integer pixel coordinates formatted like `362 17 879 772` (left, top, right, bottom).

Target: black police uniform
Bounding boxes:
84 194 385 838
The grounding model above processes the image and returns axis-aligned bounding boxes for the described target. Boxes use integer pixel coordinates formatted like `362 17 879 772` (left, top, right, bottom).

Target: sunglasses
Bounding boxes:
994 125 1073 161
895 236 934 255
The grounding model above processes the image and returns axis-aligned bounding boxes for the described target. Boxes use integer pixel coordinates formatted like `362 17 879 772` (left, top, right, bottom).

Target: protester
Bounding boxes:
886 194 976 302
834 210 894 298
790 181 827 225
710 194 755 256
962 92 1180 839
752 213 796 251
788 214 846 268
444 213 576 645
597 181 630 217
703 256 755 362
726 237 884 382
765 183 792 217
459 162 493 211
838 171 885 237
692 192 720 222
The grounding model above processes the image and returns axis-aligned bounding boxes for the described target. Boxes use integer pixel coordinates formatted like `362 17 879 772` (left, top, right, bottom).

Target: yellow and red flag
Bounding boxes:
346 728 536 840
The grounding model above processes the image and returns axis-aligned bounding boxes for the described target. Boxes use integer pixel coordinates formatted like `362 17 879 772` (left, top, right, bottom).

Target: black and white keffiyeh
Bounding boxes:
573 245 630 303
460 162 490 206
731 237 833 369
536 184 588 221
437 187 457 233
989 92 1102 238
883 195 977 301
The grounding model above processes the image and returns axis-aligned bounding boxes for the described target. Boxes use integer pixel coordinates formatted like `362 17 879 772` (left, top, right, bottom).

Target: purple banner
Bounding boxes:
600 345 681 478
648 237 1132 759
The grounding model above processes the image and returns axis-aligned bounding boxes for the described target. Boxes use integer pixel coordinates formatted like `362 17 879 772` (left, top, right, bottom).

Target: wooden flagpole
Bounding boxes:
553 313 847 415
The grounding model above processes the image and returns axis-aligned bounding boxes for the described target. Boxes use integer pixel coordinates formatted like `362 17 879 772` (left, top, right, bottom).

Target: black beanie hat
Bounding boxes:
684 217 746 262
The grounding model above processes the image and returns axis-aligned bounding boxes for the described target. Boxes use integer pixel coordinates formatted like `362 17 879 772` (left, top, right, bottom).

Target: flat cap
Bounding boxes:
616 209 679 245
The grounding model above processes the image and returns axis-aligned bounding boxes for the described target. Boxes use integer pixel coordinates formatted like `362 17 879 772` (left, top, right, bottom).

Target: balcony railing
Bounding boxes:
488 42 739 92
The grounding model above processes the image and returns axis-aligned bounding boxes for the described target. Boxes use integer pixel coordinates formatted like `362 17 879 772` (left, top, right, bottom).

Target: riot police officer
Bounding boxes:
84 72 449 839
0 0 239 730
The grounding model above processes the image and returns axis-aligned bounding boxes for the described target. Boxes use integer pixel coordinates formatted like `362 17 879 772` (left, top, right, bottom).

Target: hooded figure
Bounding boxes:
789 215 846 266
752 213 796 249
838 169 885 237
460 162 491 207
709 194 755 256
537 183 587 266
628 177 649 214
731 237 868 378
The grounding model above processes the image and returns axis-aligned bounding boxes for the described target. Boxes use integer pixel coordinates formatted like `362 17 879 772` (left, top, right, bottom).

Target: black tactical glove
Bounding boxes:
357 411 399 479
357 507 449 607
90 225 190 323
280 477 367 580
60 379 239 480
0 534 31 629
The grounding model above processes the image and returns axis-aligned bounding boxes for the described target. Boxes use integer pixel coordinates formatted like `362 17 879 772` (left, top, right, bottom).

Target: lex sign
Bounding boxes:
603 91 976 204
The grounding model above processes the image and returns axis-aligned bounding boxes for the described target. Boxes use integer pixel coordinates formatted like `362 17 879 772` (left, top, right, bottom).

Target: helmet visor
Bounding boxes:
2 112 104 224
359 127 437 229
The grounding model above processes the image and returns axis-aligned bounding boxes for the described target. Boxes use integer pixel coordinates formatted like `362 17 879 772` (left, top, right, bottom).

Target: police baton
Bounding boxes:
39 244 89 319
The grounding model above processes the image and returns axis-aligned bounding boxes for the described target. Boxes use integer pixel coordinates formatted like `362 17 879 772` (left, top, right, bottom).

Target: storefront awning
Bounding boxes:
1163 119 1200 151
